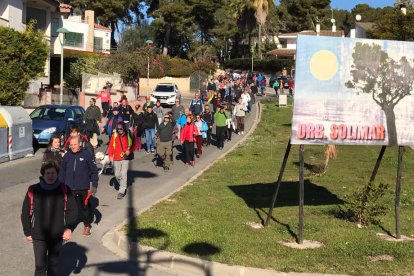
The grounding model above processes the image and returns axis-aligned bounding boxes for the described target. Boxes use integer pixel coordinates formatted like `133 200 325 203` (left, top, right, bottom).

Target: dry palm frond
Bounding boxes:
324 144 337 172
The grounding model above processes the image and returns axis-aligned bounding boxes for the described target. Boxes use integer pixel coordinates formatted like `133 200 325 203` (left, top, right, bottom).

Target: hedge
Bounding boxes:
223 57 294 72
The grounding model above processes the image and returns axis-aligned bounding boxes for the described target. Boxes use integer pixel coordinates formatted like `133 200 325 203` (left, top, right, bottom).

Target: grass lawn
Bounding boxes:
129 100 414 275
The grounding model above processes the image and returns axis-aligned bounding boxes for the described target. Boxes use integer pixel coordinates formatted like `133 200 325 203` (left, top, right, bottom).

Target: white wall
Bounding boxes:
286 38 297 49
355 25 367 38
53 19 89 53
94 28 111 53
8 0 24 31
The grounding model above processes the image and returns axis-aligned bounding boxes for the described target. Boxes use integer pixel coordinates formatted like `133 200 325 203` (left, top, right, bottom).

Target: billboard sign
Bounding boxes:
291 35 414 146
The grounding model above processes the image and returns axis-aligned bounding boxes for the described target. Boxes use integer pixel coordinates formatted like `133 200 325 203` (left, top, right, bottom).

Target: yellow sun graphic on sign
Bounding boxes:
309 50 338 81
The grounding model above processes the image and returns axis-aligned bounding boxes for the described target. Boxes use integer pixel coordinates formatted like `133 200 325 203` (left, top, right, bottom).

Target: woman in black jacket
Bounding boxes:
42 135 64 165
21 161 78 276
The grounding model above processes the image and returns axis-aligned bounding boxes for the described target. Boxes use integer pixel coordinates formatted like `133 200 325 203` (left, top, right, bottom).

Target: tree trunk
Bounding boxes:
110 22 119 49
258 24 262 60
162 25 171 56
383 105 398 145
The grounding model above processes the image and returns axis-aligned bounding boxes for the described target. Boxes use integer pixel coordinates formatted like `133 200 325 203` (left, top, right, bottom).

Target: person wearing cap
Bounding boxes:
156 114 175 171
142 105 159 153
102 106 123 138
214 104 229 150
107 102 119 118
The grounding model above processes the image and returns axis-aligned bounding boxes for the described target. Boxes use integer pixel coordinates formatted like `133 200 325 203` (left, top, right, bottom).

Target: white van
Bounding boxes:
150 83 181 106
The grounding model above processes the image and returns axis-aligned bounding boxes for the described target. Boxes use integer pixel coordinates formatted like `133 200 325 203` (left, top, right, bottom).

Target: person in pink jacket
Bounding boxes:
96 85 112 117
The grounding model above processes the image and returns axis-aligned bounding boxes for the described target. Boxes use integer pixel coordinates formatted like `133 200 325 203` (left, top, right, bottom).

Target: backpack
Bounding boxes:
27 183 68 217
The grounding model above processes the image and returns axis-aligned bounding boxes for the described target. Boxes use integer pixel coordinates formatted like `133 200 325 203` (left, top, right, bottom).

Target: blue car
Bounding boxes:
30 105 85 145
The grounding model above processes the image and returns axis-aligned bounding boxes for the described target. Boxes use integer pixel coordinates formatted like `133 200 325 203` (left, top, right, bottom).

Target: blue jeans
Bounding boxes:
145 128 156 151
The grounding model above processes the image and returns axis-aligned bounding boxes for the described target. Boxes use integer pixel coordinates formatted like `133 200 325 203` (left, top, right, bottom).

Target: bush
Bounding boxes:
223 57 294 72
345 181 389 227
192 60 217 74
0 23 48 105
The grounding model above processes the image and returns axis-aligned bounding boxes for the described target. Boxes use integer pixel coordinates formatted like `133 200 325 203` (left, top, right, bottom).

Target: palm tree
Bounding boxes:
254 0 271 59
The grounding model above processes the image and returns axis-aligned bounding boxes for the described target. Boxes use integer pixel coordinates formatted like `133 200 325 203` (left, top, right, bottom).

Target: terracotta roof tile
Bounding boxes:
95 24 111 31
266 49 296 56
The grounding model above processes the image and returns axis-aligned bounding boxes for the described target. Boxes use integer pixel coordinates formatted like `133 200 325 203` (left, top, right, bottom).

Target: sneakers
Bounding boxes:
82 226 91 237
190 160 195 167
241 131 244 135
117 193 125 199
151 149 156 153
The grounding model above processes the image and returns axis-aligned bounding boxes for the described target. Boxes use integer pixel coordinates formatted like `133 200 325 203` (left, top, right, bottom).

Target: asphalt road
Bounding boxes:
0 96 259 276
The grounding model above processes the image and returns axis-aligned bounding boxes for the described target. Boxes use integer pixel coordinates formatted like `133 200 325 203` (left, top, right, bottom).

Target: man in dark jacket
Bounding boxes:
142 105 159 153
202 104 214 146
59 136 99 237
84 98 102 147
156 114 175 171
21 161 77 276
119 98 134 129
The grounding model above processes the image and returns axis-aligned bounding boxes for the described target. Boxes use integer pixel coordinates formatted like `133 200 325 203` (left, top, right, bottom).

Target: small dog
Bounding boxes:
95 151 112 175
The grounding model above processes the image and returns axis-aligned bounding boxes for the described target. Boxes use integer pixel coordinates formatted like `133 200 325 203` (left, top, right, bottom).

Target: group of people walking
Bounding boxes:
20 72 257 275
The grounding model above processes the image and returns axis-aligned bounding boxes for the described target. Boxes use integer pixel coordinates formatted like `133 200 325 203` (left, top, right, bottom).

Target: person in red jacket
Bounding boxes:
180 115 199 166
108 121 136 199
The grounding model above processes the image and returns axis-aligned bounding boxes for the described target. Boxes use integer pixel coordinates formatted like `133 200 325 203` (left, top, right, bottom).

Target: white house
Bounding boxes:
348 22 374 39
0 0 62 92
267 29 345 58
52 9 112 55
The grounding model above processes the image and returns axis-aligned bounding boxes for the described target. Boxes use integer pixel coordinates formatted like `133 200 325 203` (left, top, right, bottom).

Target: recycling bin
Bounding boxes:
0 106 33 160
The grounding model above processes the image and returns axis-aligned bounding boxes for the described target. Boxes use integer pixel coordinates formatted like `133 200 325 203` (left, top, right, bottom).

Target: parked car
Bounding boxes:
30 105 85 145
269 75 289 89
150 83 181 106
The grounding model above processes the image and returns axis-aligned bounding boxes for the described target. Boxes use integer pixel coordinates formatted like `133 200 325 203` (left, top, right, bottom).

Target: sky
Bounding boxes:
330 0 395 10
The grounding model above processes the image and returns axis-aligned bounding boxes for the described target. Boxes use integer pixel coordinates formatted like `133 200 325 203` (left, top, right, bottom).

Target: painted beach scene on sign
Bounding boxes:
291 35 414 146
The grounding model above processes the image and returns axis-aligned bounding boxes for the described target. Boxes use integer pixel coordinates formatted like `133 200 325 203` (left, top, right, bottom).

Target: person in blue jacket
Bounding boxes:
59 136 99 237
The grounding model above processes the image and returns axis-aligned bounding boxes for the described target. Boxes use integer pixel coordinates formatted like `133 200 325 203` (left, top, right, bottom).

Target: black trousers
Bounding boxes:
102 102 110 117
216 126 227 148
73 190 93 227
205 127 212 145
183 141 194 163
33 238 63 276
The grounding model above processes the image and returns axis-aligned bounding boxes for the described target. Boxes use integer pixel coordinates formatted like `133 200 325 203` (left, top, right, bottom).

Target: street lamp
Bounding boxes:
145 40 153 97
56 27 69 105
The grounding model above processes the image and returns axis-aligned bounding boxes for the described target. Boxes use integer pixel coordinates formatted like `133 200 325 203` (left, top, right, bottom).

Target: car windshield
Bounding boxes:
30 107 66 121
155 85 174 92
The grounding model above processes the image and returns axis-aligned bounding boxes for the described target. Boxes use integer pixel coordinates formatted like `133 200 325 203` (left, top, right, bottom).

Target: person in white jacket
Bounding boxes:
241 89 251 112
233 98 247 135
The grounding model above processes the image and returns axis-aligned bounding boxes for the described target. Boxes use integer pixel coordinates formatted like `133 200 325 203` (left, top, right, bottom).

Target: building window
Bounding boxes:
26 7 47 30
64 32 83 48
51 18 59 37
94 37 103 52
